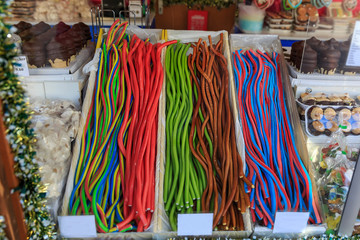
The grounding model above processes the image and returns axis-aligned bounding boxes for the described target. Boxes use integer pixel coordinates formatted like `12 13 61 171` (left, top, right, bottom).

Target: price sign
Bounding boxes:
58 215 97 238
13 55 29 77
178 213 213 236
273 212 309 233
346 21 360 67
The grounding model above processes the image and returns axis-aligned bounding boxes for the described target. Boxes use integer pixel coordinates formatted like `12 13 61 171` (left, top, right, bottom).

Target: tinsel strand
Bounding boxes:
0 1 56 239
0 216 7 240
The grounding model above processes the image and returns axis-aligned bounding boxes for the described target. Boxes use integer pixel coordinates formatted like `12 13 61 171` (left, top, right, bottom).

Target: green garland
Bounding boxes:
0 216 7 240
163 0 236 9
0 1 56 239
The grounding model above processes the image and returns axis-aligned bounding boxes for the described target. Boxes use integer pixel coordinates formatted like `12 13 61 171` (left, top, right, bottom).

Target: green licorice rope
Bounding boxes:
167 44 184 211
173 44 187 211
164 45 173 206
181 45 201 209
182 43 195 211
165 44 182 230
176 44 190 210
164 45 178 211
164 43 208 231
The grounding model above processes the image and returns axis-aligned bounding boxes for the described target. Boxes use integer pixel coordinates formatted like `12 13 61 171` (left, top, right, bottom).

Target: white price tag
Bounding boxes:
273 212 309 233
58 215 97 238
178 213 213 236
346 21 360 66
13 55 29 77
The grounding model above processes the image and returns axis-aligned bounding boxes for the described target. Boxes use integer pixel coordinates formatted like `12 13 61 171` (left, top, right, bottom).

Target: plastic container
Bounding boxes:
238 4 265 33
292 81 360 142
287 63 360 81
19 43 95 108
21 75 85 108
305 105 360 137
28 43 95 75
20 63 89 108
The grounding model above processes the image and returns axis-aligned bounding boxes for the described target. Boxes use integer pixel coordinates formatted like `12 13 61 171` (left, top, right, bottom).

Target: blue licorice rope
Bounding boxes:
233 49 321 227
274 51 318 222
258 51 301 211
273 53 316 219
248 51 290 215
239 51 290 217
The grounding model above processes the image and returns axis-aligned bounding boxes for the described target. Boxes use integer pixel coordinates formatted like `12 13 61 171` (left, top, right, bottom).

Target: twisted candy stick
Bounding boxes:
233 49 321 228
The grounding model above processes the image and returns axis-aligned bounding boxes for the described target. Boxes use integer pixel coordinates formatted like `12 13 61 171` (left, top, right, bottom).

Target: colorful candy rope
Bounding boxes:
232 49 321 228
164 35 251 231
164 43 200 231
69 20 176 233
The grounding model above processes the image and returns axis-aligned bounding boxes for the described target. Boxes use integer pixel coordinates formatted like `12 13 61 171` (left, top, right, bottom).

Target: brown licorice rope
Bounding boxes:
192 39 218 214
188 48 213 213
188 33 252 230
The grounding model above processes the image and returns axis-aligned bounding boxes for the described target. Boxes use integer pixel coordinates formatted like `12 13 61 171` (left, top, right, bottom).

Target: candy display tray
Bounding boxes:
297 99 360 124
28 42 95 75
287 63 360 81
156 30 252 239
19 43 96 107
20 61 90 108
60 28 253 239
60 28 163 239
296 93 360 109
305 105 360 137
21 75 85 108
292 78 360 142
229 34 326 238
292 79 360 110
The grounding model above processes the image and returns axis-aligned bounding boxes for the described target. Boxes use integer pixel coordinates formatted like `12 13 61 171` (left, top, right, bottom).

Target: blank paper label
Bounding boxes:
273 212 309 233
178 213 213 236
58 215 97 238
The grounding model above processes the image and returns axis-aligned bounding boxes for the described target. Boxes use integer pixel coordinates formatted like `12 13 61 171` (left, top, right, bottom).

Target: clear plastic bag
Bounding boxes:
30 98 80 220
311 113 359 234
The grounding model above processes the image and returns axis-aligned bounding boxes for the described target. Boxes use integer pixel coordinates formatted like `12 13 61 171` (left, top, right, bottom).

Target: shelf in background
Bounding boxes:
5 13 155 27
261 28 351 41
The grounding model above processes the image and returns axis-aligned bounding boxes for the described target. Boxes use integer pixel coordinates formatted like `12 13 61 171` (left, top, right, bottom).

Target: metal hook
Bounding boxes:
99 9 116 23
144 7 150 28
91 6 101 40
119 10 137 25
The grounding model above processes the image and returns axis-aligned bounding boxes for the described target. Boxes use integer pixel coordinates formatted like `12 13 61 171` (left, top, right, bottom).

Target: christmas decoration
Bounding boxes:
0 216 7 240
0 1 56 239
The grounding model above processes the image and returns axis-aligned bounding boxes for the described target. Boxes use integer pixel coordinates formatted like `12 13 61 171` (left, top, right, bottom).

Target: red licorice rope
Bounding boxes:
115 39 177 232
